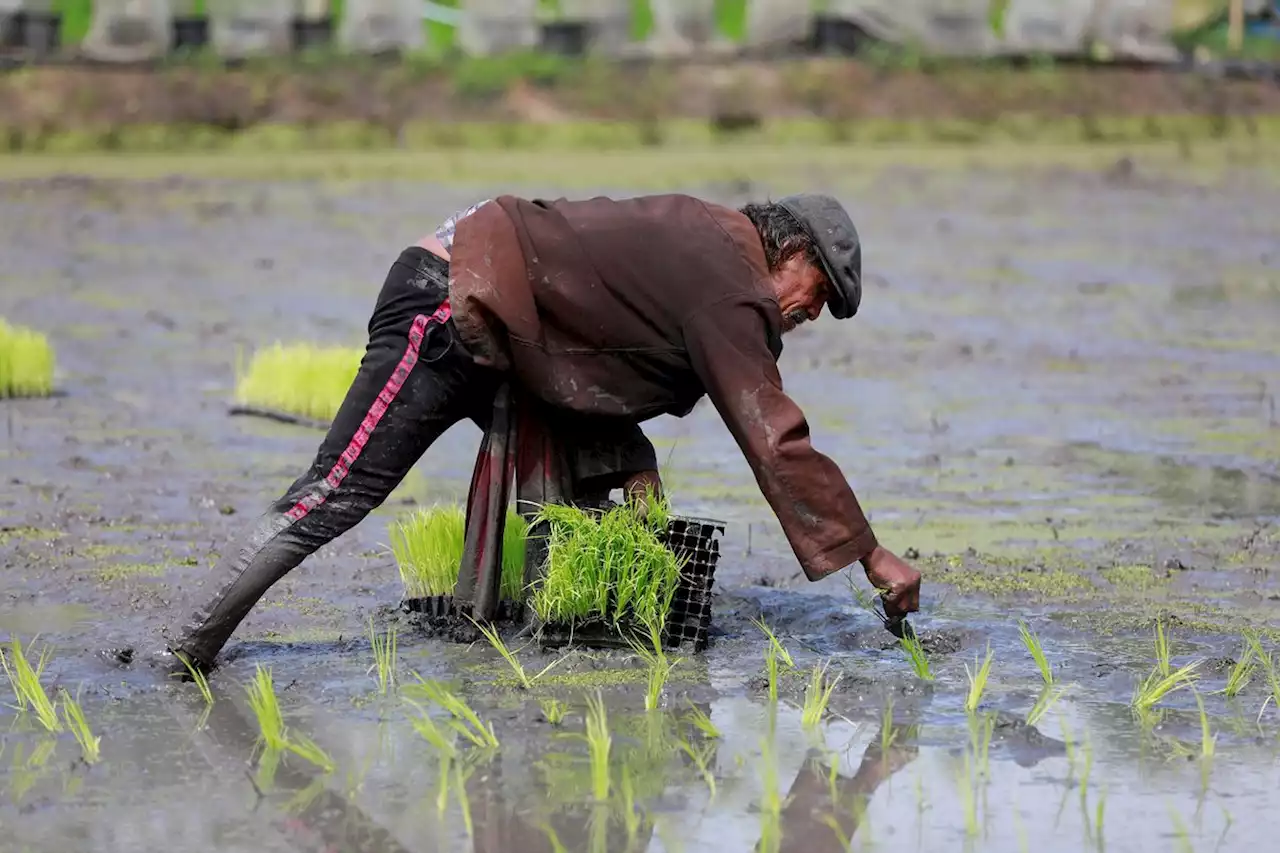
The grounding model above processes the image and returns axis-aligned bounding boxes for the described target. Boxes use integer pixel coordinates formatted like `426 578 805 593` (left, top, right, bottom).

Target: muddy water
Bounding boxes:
2 153 1280 852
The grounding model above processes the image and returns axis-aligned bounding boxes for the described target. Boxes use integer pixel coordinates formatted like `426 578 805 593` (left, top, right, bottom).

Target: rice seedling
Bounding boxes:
391 504 528 600
1132 620 1201 717
881 697 898 753
530 500 683 631
367 618 398 696
617 761 645 843
409 703 459 758
1246 633 1280 714
678 738 717 798
1026 684 1067 727
1194 690 1216 762
58 688 101 764
899 633 934 681
628 618 682 711
753 617 794 702
470 617 560 689
286 731 335 773
176 651 214 706
758 732 783 853
801 661 842 729
1018 620 1054 685
405 676 499 750
684 701 721 739
1132 661 1201 718
0 317 56 398
583 690 612 802
1154 618 1173 677
1 636 61 733
1217 638 1256 698
539 697 568 725
1168 807 1195 853
233 341 363 423
246 665 288 752
965 643 995 712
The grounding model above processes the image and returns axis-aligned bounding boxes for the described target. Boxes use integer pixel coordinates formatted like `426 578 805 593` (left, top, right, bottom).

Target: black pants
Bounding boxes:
171 248 500 668
171 248 660 669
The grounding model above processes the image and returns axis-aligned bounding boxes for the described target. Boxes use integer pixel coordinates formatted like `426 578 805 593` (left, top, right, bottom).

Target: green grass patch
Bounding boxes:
529 499 682 632
390 504 528 599
233 342 363 423
96 562 166 583
1101 564 1169 592
0 318 55 399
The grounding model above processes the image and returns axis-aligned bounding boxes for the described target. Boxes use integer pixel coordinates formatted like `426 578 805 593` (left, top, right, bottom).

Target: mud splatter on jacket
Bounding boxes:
449 194 878 579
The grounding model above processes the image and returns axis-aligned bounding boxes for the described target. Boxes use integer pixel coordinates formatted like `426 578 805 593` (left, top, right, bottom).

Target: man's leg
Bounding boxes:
169 248 494 670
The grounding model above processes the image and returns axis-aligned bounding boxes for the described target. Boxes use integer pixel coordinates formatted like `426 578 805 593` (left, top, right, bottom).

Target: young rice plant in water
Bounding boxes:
965 644 995 712
1017 620 1053 685
0 318 55 398
391 504 528 599
899 633 934 681
59 689 101 764
1 636 61 733
470 617 561 689
583 690 612 802
801 661 841 729
531 500 683 631
234 342 363 423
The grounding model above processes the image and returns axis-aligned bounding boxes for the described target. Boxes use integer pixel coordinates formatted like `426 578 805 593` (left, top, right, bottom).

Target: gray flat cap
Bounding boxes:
776 193 862 320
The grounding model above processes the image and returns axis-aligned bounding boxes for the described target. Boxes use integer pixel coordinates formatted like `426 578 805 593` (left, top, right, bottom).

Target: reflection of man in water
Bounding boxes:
164 192 921 672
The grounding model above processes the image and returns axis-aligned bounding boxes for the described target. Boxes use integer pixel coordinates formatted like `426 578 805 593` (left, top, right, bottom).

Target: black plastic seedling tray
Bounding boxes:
402 513 725 652
536 514 725 653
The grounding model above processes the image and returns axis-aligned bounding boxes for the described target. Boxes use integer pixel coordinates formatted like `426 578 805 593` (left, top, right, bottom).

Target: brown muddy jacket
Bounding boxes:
448 194 877 579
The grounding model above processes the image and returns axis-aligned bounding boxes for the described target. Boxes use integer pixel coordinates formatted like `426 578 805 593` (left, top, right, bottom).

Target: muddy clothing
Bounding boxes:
170 248 653 667
450 194 878 580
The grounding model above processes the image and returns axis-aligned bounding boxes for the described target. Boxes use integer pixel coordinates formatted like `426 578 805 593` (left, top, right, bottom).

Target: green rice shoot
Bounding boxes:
530 501 683 631
367 618 398 696
177 651 214 706
683 702 721 740
470 617 561 690
246 665 288 752
404 676 499 750
1026 685 1066 727
1 636 61 733
1193 689 1216 762
800 661 841 729
233 341 363 423
0 317 55 399
964 643 995 712
678 738 717 798
1218 638 1256 698
627 618 682 712
1245 633 1280 715
391 504 528 600
1017 620 1054 685
583 690 612 802
539 698 568 726
58 688 101 764
900 633 934 682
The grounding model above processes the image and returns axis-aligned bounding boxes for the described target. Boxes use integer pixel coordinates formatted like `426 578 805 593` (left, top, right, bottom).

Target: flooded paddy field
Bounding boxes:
2 142 1279 852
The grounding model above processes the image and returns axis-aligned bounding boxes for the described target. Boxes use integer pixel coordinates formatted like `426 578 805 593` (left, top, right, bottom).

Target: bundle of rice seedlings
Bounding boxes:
233 342 364 423
391 504 528 600
529 500 683 632
0 318 55 399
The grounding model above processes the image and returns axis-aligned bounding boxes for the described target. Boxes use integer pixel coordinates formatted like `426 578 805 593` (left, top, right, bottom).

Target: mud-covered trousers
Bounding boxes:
168 248 498 668
169 247 657 669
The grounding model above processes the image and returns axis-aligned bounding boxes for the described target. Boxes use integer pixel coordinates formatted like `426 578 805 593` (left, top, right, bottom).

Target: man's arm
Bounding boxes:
683 299 920 616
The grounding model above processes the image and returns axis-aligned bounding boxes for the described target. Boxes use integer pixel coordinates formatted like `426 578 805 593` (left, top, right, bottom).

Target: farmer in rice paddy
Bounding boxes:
165 193 921 673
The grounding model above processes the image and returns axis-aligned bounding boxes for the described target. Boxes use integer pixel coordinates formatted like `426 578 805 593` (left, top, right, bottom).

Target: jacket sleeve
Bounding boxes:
683 298 879 580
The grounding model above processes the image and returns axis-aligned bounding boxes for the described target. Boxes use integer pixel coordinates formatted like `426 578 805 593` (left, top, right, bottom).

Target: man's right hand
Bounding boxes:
861 545 922 623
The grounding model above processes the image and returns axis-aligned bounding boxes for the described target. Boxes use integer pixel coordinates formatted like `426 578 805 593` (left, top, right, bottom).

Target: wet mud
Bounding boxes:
2 147 1280 851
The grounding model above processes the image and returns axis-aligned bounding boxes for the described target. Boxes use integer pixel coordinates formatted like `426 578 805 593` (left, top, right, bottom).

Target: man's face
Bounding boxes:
772 255 831 333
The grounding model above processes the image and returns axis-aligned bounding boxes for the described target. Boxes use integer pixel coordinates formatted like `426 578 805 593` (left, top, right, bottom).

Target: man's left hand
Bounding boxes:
861 546 921 623
623 470 663 518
